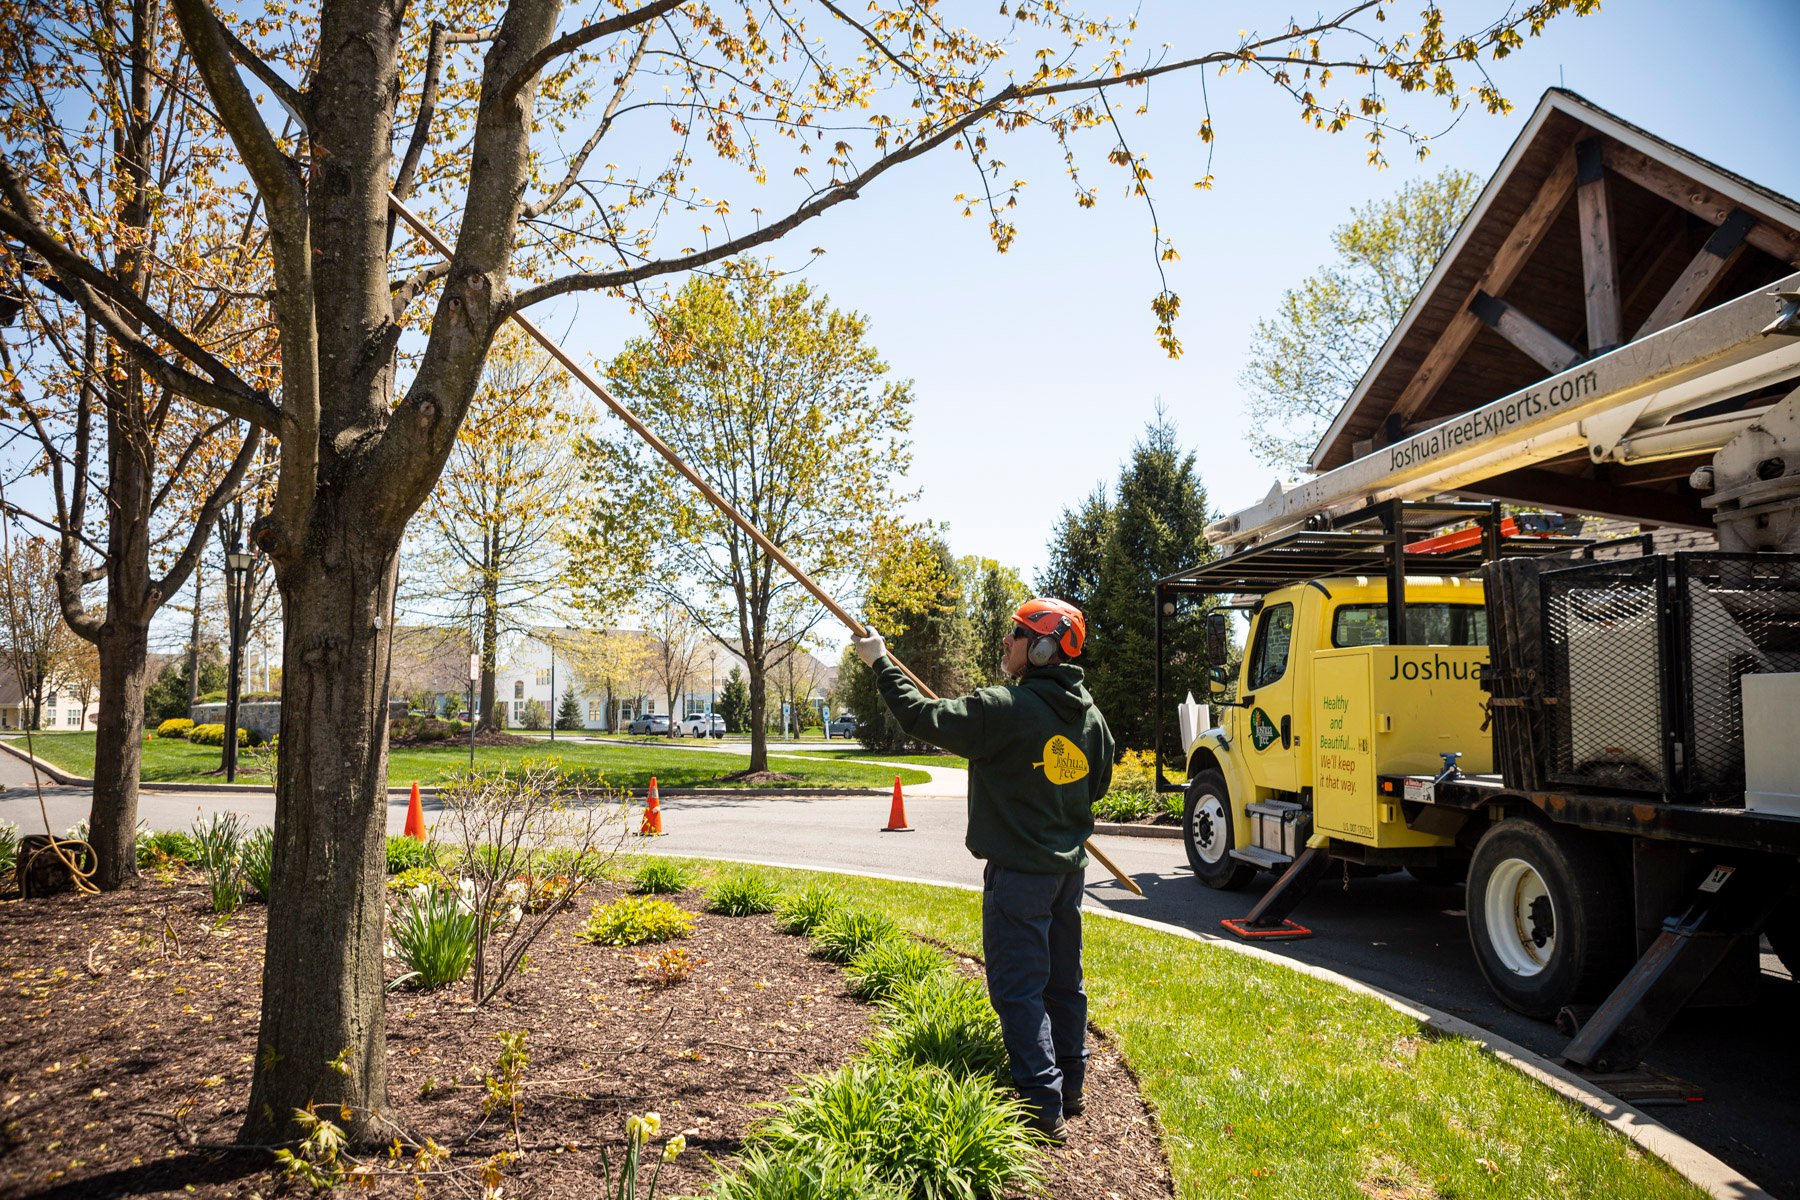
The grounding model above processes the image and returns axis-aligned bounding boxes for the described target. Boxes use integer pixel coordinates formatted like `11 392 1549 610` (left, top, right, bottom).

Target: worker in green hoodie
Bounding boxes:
853 597 1113 1143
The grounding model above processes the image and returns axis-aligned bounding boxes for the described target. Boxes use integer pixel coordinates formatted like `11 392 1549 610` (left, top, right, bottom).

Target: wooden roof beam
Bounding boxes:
1389 148 1580 425
1635 208 1757 339
1576 139 1624 352
1454 465 1711 529
1470 290 1584 374
1603 140 1800 268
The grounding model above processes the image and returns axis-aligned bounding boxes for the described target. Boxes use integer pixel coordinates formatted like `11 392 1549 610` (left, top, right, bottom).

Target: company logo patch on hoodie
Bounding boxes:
1034 735 1090 785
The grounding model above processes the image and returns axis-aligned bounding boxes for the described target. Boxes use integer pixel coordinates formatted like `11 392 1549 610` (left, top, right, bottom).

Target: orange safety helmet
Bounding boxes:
1013 597 1086 665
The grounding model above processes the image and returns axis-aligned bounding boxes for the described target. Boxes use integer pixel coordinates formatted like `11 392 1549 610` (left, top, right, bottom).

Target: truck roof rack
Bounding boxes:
1157 499 1590 597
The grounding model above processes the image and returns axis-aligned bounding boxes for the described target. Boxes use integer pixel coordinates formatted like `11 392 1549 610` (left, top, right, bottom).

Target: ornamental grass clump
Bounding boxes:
136 828 198 867
386 833 440 874
706 869 783 916
694 1146 906 1200
868 973 1009 1079
809 907 901 965
631 858 693 895
746 1059 1040 1200
389 883 481 990
843 938 951 1003
240 828 274 901
773 881 843 936
578 895 695 947
191 812 245 914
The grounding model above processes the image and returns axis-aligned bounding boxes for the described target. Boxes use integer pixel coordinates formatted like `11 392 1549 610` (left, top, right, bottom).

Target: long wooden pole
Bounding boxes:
387 195 1142 898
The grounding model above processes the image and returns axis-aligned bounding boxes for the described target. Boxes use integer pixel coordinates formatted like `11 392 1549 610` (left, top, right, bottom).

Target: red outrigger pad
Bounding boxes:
1220 917 1314 941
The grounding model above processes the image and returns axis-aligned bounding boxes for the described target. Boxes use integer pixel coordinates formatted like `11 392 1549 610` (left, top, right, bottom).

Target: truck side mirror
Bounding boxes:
1206 611 1229 664
1207 664 1231 695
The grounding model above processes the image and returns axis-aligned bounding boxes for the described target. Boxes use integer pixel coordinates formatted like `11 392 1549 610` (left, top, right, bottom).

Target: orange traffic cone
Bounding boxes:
881 775 913 832
640 776 665 836
403 781 427 841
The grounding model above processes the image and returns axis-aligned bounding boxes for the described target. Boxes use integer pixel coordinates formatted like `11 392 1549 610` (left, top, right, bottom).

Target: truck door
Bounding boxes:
1241 600 1301 792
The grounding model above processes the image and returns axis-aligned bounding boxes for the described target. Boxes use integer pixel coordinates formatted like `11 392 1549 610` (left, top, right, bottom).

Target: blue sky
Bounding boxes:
554 0 1800 592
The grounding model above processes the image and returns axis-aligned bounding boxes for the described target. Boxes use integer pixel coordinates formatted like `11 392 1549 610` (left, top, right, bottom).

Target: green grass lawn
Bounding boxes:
14 732 927 790
658 859 1703 1200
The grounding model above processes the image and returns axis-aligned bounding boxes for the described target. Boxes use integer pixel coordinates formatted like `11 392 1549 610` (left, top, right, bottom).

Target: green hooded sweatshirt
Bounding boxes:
873 657 1113 874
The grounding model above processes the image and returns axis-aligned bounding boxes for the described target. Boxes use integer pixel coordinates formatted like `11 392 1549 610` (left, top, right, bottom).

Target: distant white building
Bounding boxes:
0 674 99 731
493 628 836 732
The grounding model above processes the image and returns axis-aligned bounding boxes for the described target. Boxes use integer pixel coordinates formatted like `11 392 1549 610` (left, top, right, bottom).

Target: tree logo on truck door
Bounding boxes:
1250 707 1279 751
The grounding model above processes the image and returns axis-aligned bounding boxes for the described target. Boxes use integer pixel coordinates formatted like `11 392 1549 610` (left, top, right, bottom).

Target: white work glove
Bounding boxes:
852 627 887 667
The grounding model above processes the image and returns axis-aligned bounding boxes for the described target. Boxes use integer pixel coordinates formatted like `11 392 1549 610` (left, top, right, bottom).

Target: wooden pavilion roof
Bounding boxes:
1308 90 1800 528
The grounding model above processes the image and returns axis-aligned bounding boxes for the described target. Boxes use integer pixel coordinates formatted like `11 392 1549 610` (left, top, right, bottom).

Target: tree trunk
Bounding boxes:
478 570 499 733
747 662 768 772
242 534 400 1144
87 617 149 889
187 569 203 714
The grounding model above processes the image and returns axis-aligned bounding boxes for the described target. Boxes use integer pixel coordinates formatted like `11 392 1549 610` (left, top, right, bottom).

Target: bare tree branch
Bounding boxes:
496 0 684 108
519 30 651 222
151 426 263 604
168 0 305 219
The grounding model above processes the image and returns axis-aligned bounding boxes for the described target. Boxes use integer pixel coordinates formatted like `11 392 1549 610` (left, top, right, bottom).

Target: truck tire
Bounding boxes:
1467 819 1630 1019
1183 769 1255 891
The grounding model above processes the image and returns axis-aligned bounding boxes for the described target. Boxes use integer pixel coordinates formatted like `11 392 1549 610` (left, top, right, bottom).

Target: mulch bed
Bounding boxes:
0 876 1173 1199
390 728 535 749
715 770 801 785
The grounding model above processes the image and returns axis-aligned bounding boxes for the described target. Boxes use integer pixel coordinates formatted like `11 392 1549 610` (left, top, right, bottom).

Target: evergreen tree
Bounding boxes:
555 685 583 731
1090 410 1216 759
717 667 750 733
143 653 229 722
1037 484 1114 620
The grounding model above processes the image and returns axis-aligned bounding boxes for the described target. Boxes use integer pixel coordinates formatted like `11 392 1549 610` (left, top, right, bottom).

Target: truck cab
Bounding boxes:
1184 574 1492 889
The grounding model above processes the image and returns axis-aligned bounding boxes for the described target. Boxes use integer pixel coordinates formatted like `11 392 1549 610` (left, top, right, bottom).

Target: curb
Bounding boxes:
636 852 1770 1200
1092 820 1181 840
0 743 889 801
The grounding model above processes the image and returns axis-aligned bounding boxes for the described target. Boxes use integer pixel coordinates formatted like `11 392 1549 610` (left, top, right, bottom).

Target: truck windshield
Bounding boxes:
1331 603 1487 647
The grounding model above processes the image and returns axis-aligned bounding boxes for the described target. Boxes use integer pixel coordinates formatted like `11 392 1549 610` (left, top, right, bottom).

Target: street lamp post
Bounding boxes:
223 548 254 783
547 632 556 742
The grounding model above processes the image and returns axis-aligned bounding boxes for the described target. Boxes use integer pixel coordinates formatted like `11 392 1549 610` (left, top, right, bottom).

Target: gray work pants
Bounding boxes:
981 862 1088 1119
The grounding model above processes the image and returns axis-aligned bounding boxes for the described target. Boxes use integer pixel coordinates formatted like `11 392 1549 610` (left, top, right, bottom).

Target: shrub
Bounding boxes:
186 723 249 747
696 1147 907 1200
389 883 480 989
706 870 783 916
844 938 950 1003
191 812 245 914
156 718 195 739
576 895 694 946
386 834 439 874
868 974 1008 1079
810 908 901 965
136 828 198 867
632 858 693 895
0 819 16 881
747 1059 1039 1199
1092 790 1162 822
388 865 450 892
774 881 843 936
241 828 274 900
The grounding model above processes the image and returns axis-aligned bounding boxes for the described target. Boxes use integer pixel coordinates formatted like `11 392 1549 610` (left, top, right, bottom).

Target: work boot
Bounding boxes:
1062 1091 1084 1118
1023 1103 1067 1145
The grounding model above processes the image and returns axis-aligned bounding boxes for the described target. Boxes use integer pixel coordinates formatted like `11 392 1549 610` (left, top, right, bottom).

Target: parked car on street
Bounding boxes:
626 714 671 736
677 713 726 738
825 714 857 738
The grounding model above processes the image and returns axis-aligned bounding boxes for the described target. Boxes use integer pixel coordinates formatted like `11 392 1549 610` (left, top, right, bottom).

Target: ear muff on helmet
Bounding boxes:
1027 614 1073 668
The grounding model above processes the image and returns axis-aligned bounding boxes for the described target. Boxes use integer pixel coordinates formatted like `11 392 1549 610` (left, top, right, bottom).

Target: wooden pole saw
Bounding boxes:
387 195 1144 898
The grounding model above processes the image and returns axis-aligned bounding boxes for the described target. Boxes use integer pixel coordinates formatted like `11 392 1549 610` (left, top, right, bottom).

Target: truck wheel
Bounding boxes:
1183 770 1255 891
1467 819 1630 1019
